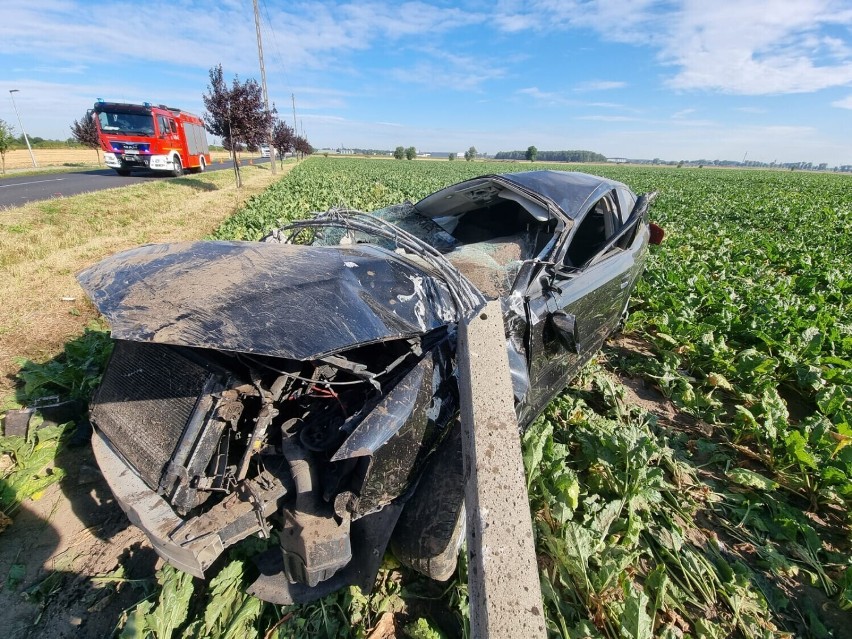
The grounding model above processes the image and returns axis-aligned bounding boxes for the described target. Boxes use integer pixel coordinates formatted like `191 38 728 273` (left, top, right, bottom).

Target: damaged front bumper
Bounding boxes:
92 425 410 605
92 429 285 578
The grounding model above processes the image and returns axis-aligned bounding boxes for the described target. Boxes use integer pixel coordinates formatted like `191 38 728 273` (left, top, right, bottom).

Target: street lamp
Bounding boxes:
8 89 38 168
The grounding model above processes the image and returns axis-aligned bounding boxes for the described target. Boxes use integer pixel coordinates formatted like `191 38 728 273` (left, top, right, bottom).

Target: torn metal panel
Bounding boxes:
92 429 210 578
330 357 428 461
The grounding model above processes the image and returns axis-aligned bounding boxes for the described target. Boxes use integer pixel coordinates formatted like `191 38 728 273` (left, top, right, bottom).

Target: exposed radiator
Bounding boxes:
91 340 223 496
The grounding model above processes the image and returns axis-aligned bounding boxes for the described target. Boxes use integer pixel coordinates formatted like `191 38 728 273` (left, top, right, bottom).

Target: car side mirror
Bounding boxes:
552 311 580 353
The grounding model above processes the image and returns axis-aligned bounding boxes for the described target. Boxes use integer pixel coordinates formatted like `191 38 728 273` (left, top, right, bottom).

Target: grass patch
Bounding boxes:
0 165 290 398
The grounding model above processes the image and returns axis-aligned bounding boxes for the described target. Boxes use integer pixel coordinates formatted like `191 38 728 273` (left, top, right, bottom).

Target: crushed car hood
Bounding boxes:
77 240 461 360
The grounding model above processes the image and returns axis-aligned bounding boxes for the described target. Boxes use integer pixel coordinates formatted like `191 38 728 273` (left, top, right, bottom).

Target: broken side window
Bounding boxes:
565 192 621 268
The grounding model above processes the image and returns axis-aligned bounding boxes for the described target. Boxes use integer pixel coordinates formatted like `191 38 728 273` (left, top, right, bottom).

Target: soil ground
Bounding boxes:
0 437 158 638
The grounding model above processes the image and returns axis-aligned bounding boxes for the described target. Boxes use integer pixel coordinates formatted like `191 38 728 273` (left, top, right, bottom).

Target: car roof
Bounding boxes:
497 170 627 220
415 170 629 221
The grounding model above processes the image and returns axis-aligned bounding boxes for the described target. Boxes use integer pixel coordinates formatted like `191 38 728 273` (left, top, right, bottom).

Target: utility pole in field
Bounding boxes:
252 0 276 175
291 94 297 135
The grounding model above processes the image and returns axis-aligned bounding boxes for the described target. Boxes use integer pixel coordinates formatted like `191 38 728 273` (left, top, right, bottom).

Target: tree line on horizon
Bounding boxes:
494 149 607 162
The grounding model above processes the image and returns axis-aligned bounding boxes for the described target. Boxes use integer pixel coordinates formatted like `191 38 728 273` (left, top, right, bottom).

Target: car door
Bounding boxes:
524 192 646 414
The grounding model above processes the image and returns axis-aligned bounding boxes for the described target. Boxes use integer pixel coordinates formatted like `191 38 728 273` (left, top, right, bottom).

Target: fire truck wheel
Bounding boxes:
198 156 206 172
114 168 131 177
172 155 183 177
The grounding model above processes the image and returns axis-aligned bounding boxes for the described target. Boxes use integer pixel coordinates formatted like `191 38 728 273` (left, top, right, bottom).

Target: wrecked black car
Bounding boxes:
77 170 660 604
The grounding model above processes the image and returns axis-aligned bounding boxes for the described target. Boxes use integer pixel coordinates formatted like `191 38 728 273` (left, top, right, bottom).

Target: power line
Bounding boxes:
252 0 276 174
260 0 296 125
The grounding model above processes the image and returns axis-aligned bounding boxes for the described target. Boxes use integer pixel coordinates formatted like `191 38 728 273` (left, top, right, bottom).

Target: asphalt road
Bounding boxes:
0 157 270 208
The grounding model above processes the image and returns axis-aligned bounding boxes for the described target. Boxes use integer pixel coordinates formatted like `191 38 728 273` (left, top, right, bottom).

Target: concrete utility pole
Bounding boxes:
457 302 546 639
9 90 37 168
291 93 297 135
252 0 276 174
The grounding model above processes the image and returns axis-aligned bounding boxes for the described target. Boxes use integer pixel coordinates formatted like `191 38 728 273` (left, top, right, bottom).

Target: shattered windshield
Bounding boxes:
97 111 155 136
306 204 458 253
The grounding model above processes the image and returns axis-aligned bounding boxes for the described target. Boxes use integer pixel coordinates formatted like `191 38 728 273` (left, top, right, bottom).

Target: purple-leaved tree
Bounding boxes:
70 111 101 165
272 120 295 167
202 64 275 187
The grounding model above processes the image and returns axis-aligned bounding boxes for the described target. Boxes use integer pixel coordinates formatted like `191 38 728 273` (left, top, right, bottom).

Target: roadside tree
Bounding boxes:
202 63 275 187
0 119 14 175
393 146 405 160
272 120 295 166
405 146 416 160
70 112 101 165
448 153 456 161
294 135 312 158
525 145 538 162
464 146 477 161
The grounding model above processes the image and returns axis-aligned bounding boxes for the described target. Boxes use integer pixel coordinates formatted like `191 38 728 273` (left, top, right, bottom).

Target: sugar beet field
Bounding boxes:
4 158 851 638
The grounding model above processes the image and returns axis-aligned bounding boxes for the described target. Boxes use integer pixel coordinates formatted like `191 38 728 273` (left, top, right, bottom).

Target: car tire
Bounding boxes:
391 421 466 581
114 168 131 177
172 155 183 177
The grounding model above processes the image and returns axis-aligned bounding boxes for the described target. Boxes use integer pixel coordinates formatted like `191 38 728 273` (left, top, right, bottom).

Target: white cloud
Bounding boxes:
1 1 484 77
516 87 574 106
390 49 507 89
516 89 638 113
734 106 768 113
573 80 627 92
491 0 662 38
492 0 852 95
642 1 852 94
671 108 696 118
831 95 852 109
492 12 538 33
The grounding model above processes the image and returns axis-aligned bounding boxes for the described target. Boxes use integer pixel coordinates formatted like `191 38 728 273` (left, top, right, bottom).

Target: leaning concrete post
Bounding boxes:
457 301 546 638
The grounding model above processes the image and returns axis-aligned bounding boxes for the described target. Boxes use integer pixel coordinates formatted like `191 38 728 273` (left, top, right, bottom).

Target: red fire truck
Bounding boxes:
92 100 211 177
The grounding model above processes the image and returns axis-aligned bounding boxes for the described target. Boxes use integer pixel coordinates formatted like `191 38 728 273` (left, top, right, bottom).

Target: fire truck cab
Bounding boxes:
93 100 210 177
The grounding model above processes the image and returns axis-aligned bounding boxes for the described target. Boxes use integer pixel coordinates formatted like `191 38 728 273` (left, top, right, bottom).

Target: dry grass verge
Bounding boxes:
0 164 291 399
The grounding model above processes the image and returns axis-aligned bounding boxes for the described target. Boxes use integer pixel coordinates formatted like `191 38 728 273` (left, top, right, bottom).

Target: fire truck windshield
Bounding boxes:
97 111 155 136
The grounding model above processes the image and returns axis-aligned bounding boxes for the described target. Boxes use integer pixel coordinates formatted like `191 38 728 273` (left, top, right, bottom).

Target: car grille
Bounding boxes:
91 340 217 490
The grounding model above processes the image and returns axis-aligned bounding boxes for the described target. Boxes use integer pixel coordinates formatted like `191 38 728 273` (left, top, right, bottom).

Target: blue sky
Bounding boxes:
2 0 851 165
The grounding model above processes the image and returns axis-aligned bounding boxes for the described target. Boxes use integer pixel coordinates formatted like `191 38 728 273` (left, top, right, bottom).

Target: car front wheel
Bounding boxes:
390 422 466 581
